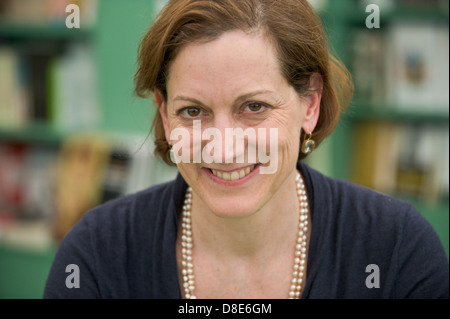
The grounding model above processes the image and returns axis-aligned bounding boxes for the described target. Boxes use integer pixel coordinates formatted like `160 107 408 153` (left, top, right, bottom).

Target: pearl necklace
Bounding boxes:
180 172 309 299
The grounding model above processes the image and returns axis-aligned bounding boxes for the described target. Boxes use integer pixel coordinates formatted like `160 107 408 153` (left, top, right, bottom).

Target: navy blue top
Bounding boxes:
43 162 449 299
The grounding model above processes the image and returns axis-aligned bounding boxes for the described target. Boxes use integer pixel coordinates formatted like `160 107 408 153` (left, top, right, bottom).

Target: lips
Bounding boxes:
209 165 256 181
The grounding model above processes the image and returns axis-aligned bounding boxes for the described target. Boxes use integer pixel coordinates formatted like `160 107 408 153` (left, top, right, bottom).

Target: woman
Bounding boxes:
44 0 449 299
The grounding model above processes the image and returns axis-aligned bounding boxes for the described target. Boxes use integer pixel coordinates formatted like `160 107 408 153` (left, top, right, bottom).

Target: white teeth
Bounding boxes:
210 165 256 181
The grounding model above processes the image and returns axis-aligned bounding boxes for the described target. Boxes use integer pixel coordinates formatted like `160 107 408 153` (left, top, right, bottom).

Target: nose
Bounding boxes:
201 112 246 164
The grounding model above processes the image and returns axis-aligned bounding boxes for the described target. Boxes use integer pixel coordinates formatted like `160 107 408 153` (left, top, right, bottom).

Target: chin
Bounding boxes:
178 161 286 219
201 191 265 220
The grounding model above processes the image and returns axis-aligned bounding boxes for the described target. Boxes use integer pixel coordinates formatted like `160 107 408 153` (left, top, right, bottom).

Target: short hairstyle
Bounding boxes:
135 0 353 165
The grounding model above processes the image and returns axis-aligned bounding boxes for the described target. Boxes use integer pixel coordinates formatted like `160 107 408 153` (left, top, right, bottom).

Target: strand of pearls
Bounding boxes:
180 172 309 299
180 190 195 299
289 172 309 298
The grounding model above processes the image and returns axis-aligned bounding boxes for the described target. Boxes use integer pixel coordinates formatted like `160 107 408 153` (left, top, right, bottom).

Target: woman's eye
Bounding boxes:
245 103 265 112
181 107 202 117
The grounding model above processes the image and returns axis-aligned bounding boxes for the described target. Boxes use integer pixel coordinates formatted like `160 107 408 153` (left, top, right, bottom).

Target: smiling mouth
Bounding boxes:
209 165 257 181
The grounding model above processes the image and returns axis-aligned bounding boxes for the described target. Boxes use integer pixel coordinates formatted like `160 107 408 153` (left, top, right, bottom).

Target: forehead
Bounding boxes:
166 30 287 100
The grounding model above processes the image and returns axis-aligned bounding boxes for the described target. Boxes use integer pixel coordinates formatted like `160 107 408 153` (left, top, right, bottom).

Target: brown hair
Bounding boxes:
135 0 353 165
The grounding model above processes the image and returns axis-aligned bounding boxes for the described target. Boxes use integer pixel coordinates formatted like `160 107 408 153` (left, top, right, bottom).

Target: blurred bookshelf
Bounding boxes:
0 121 64 144
343 101 449 124
0 0 448 299
306 0 449 260
0 0 177 298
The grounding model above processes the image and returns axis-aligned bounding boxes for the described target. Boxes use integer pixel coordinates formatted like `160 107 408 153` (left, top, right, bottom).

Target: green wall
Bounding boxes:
95 0 157 134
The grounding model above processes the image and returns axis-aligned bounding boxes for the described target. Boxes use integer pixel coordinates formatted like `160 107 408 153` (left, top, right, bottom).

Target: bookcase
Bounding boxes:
305 0 449 256
0 0 178 298
0 0 448 298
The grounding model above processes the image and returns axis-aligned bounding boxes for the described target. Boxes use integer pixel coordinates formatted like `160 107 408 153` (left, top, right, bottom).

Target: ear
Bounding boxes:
302 73 322 134
154 89 171 144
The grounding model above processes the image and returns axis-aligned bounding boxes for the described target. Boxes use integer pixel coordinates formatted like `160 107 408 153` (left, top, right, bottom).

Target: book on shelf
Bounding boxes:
397 124 450 202
28 47 54 121
349 21 449 115
101 143 179 201
22 145 59 219
0 40 100 131
0 143 28 214
0 46 29 129
348 27 387 104
350 121 449 202
0 0 98 28
385 21 449 114
0 142 59 251
100 148 132 203
52 134 111 241
350 121 401 195
0 133 179 250
47 41 101 132
52 134 178 241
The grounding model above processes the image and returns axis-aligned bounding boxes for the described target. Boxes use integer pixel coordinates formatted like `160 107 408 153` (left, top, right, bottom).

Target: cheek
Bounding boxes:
264 110 302 156
168 121 207 165
177 162 198 178
277 129 301 167
176 162 203 193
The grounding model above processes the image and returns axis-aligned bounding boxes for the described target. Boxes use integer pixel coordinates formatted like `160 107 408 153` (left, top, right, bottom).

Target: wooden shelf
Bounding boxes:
343 101 450 124
341 4 450 26
0 22 94 40
0 122 65 145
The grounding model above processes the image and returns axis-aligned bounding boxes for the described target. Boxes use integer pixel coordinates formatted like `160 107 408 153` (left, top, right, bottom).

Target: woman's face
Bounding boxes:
158 30 320 218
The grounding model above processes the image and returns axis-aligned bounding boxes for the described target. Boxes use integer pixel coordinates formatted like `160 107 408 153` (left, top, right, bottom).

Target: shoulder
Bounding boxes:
44 174 186 298
69 174 188 254
302 162 440 244
300 162 414 224
82 178 179 230
300 163 449 298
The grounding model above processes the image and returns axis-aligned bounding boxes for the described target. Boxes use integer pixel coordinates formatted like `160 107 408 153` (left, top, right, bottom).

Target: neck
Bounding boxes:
190 169 300 259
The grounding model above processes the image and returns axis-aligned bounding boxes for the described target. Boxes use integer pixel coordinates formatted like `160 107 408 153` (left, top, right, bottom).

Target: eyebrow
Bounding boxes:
173 89 275 106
